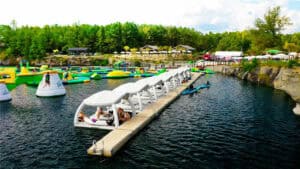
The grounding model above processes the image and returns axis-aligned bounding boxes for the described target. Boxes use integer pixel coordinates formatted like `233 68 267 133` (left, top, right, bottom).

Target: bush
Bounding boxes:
241 58 259 72
287 60 297 68
252 58 258 67
133 60 141 67
261 60 287 67
100 59 109 66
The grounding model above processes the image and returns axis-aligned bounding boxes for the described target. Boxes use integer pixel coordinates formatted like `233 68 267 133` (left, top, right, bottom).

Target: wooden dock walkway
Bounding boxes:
87 73 202 157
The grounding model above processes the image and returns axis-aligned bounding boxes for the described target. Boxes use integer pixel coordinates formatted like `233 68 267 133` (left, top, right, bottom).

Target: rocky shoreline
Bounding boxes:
207 65 300 115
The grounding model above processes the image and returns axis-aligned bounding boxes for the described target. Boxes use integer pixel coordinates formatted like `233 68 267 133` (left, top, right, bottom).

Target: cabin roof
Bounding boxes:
140 45 158 50
176 45 195 51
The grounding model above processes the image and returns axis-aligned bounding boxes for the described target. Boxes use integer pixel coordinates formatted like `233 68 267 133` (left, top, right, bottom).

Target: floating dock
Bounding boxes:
87 72 202 157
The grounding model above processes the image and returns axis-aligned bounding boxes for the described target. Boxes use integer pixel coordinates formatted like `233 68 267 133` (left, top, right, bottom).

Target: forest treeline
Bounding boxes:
0 6 299 61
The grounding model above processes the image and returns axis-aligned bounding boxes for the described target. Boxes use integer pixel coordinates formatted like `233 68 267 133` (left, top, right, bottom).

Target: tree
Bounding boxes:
122 22 140 48
283 42 299 52
216 32 242 51
255 6 292 37
105 22 123 52
97 26 108 53
123 46 130 52
1 18 299 62
250 6 292 53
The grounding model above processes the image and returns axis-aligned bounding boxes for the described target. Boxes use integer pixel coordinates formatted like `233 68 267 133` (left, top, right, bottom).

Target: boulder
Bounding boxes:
293 103 300 115
274 68 300 103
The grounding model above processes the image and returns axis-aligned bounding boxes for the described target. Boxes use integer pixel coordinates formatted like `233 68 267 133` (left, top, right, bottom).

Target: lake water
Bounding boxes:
1 74 300 169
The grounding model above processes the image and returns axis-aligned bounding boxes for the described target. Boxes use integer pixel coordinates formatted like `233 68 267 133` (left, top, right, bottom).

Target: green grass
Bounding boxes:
260 59 300 68
240 59 300 70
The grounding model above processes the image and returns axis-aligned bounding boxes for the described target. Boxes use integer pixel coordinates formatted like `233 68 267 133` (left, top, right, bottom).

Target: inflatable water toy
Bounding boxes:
72 72 93 78
181 83 210 95
90 73 101 80
0 68 16 84
63 76 91 84
199 68 215 74
104 70 131 79
62 71 91 84
36 71 66 97
91 67 112 74
0 81 12 102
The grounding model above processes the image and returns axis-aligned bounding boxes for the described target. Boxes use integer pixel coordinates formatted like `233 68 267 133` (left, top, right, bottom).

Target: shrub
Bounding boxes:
258 73 271 84
100 59 109 66
133 60 141 67
241 58 259 72
287 60 297 68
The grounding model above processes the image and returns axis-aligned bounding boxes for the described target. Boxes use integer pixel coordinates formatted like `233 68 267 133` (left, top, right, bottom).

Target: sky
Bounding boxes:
1 0 300 33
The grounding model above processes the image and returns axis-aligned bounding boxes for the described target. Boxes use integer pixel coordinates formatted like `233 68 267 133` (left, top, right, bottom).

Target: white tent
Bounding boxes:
215 51 243 59
271 54 289 60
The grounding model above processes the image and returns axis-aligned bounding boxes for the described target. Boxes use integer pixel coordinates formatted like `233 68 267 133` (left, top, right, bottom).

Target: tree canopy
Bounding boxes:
250 6 293 53
0 6 299 61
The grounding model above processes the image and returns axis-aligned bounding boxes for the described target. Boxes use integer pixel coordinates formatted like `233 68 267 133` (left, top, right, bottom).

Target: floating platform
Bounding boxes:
87 72 202 157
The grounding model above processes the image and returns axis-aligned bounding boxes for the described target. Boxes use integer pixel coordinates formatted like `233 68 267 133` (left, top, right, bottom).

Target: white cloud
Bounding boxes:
0 0 299 33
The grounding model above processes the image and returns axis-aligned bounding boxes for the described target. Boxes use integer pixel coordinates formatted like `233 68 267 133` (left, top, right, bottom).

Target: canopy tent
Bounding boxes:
271 54 289 60
267 49 281 55
215 51 243 58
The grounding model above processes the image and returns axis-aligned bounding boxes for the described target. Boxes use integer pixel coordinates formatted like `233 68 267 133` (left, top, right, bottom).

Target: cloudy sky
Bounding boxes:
1 0 300 33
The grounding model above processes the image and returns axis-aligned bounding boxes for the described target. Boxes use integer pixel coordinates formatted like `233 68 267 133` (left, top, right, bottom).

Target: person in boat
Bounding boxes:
43 72 50 87
117 107 131 124
78 112 87 122
78 112 96 123
95 107 110 120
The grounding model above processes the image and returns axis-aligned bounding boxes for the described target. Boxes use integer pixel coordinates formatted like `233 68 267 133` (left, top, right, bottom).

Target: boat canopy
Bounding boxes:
137 76 164 100
75 90 133 130
159 72 173 81
140 76 163 86
113 82 149 95
74 66 193 130
83 90 129 107
113 81 151 111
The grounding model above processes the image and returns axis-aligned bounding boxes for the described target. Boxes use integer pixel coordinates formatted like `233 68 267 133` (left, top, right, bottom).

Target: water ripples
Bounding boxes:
1 75 300 169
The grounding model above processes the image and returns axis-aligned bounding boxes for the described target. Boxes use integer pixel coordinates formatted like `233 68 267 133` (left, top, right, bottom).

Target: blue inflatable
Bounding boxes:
181 83 210 95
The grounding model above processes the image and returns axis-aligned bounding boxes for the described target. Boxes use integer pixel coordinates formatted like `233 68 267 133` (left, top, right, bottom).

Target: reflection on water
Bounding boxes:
1 75 300 169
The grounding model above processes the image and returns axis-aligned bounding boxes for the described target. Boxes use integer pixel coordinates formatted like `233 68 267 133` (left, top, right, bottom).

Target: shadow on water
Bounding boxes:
1 74 300 169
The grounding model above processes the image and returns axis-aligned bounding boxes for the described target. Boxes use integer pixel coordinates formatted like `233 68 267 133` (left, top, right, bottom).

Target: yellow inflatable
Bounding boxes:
0 68 16 84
